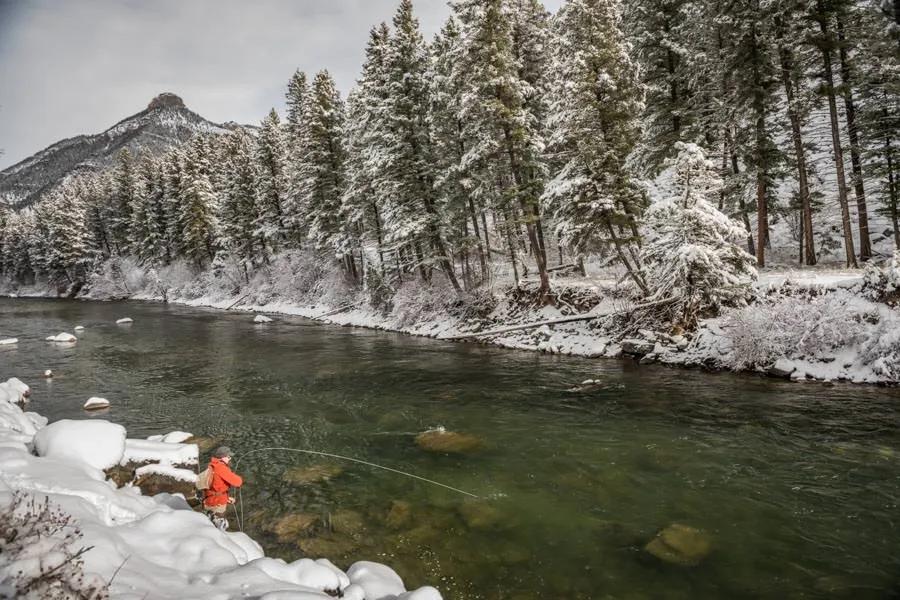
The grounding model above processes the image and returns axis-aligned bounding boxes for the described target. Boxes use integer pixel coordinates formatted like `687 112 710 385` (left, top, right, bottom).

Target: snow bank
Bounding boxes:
123 438 198 466
147 430 193 444
0 377 31 403
0 380 443 599
134 463 197 483
33 419 126 470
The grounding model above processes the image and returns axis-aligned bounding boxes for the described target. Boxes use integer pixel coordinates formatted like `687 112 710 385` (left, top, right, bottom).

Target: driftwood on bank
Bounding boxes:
316 301 365 319
443 296 677 340
226 293 251 310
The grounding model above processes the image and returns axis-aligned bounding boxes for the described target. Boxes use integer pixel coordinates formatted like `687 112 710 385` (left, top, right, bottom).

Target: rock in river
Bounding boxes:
621 339 655 357
269 513 319 542
644 523 712 566
284 463 344 485
415 427 483 454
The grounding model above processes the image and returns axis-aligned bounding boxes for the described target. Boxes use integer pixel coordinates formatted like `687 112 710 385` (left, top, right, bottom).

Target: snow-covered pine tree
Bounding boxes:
109 148 137 255
381 0 461 292
855 0 900 250
180 142 217 267
42 181 93 284
219 131 263 266
163 148 188 260
254 109 290 255
809 0 858 267
717 0 784 267
451 0 550 300
283 70 310 245
429 16 490 286
625 0 694 172
641 142 757 327
341 25 391 276
296 70 350 272
543 0 648 294
128 158 154 262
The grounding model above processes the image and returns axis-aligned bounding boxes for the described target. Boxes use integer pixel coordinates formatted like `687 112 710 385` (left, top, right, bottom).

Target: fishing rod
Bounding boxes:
231 447 481 532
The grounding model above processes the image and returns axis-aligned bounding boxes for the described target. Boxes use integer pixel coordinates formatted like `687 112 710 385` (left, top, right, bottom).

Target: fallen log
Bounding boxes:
442 296 677 340
316 301 365 319
226 292 251 310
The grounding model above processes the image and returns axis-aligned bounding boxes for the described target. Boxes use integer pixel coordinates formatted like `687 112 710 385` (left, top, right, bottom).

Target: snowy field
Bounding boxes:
0 377 442 599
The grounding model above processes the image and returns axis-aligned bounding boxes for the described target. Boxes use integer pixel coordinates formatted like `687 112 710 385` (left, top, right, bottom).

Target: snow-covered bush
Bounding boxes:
724 292 870 369
641 143 757 327
86 256 148 299
860 250 900 303
391 279 456 329
0 492 107 599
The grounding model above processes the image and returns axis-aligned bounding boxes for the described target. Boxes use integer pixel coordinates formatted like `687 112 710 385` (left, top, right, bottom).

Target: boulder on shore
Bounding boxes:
644 523 712 566
621 339 655 357
415 428 483 454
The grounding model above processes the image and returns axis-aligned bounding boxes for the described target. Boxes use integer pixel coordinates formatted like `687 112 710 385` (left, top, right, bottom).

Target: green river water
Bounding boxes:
1 298 898 599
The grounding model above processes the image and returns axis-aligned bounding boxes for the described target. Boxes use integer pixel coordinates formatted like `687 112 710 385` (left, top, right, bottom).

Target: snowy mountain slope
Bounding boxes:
0 93 232 208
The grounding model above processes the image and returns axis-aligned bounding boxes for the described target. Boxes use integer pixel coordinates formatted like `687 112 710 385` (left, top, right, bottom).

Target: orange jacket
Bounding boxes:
203 457 243 507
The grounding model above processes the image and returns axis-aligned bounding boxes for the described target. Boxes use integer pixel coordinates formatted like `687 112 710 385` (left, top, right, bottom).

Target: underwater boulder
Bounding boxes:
644 523 712 566
415 427 483 454
284 463 344 485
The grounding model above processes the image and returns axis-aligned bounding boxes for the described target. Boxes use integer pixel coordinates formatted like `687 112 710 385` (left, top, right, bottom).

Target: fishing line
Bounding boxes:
231 447 481 532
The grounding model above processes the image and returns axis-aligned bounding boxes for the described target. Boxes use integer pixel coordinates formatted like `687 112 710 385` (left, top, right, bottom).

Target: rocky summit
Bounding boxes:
0 93 228 207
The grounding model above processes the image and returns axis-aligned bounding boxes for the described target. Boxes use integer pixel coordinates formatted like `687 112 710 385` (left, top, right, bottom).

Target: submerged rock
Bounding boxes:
298 533 360 558
284 463 344 485
269 513 319 542
183 435 220 453
385 500 413 529
329 509 367 536
415 428 483 454
458 500 503 530
644 523 712 566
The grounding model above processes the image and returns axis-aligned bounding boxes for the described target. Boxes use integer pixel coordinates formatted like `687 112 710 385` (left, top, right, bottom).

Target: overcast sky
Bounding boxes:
0 0 563 170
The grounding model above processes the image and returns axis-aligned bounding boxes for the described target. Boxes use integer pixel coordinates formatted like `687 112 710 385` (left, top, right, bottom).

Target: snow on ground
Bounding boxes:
123 438 198 466
0 382 443 600
33 419 126 470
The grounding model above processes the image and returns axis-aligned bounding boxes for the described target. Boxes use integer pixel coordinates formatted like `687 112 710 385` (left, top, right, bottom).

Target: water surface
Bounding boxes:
1 298 898 599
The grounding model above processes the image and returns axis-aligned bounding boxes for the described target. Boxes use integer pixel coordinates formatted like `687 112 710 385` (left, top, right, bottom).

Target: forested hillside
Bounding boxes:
1 0 898 317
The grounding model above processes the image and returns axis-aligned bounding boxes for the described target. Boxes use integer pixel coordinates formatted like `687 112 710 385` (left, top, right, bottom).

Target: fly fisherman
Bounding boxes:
201 446 243 530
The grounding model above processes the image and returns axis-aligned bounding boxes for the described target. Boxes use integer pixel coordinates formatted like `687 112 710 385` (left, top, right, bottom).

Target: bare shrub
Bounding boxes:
724 293 869 369
0 492 107 599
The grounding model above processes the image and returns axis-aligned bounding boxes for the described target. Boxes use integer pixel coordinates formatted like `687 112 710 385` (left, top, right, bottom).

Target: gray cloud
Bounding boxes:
0 0 562 169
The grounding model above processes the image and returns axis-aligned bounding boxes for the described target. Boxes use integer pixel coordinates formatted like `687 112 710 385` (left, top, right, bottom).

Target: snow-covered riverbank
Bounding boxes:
3 253 899 385
0 378 441 599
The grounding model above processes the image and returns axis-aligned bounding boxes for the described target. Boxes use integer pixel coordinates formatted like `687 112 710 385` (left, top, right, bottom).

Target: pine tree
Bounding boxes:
283 70 310 245
219 131 263 265
380 0 461 292
543 0 648 294
297 70 349 267
451 0 550 299
625 0 694 171
342 25 391 275
642 143 757 326
180 143 217 266
254 109 290 254
110 148 137 254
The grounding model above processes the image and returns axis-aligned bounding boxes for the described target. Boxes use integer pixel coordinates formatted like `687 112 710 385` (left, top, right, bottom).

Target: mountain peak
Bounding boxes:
147 92 185 111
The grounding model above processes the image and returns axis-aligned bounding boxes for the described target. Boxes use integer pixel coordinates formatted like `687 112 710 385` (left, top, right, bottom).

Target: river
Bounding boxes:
1 298 898 599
